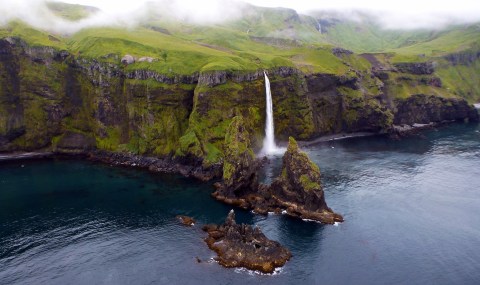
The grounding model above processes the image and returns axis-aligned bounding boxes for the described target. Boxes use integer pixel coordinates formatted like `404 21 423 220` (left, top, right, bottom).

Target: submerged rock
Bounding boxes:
202 210 291 274
176 215 195 226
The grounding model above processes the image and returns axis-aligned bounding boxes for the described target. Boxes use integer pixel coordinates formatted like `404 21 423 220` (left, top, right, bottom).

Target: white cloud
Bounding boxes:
245 0 480 29
1 0 480 33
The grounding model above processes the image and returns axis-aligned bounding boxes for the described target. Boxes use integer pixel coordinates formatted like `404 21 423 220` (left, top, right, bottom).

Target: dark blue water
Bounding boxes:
1 123 480 285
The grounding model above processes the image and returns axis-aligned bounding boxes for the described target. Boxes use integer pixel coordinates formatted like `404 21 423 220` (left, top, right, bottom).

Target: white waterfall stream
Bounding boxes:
261 71 285 155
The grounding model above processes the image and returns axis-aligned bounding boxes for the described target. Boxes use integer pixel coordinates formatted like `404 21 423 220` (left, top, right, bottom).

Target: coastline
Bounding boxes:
0 120 476 177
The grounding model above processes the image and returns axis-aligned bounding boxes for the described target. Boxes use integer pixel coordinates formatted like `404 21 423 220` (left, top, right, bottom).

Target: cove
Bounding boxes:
1 122 480 284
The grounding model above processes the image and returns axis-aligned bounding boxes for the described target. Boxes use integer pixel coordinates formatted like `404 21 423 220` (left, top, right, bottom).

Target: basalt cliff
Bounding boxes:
1 1 480 180
1 35 478 172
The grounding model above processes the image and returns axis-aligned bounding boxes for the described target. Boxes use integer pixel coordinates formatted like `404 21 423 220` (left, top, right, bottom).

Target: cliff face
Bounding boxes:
394 94 479 125
0 37 478 167
0 37 194 156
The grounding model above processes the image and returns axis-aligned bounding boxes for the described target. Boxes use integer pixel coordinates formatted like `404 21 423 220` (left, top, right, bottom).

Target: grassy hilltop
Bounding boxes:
2 2 479 101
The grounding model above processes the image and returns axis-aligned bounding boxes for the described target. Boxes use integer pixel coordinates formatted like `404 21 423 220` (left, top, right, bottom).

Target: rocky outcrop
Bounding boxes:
444 50 480 66
74 58 123 86
126 69 198 84
268 137 343 223
332 47 353 57
394 62 435 75
198 67 299 87
305 73 393 136
202 210 291 273
213 137 343 224
121 55 135 65
393 94 479 125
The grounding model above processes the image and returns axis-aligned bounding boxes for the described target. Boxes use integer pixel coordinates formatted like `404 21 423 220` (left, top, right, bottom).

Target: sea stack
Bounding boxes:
213 134 343 224
202 210 291 273
269 137 343 223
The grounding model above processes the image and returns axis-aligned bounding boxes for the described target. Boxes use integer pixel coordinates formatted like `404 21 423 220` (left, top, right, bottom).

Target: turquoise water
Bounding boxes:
1 123 480 284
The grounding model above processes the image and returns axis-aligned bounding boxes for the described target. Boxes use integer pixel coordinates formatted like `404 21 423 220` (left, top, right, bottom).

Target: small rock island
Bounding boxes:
202 210 291 274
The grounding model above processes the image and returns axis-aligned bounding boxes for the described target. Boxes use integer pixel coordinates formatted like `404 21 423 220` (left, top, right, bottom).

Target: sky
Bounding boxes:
1 0 480 33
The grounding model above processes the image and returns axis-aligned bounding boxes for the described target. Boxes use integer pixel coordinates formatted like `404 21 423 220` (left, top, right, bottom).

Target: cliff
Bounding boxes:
0 35 478 172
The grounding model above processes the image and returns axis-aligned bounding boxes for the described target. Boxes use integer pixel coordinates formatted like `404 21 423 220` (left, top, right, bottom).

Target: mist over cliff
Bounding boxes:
1 0 480 34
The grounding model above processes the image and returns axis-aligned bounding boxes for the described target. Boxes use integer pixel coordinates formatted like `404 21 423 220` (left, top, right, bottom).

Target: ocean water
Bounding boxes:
1 122 480 285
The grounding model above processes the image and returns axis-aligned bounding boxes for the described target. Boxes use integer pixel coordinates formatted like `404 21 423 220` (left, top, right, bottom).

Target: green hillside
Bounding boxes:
46 1 99 21
1 2 479 102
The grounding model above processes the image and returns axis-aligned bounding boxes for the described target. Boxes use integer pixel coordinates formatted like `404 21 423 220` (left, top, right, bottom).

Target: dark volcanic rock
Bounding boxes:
176 215 195 226
393 94 479 125
202 210 291 274
332 47 353 57
444 50 480 66
213 137 343 224
56 131 96 152
87 150 222 181
394 62 435 75
268 137 343 223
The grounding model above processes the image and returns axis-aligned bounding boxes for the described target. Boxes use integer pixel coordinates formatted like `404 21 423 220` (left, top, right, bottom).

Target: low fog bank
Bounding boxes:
1 0 480 35
0 0 246 34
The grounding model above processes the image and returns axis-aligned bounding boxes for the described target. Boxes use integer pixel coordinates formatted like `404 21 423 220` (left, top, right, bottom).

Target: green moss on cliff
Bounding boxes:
124 79 193 155
177 80 263 164
223 115 255 183
284 137 321 190
177 129 203 158
96 127 121 151
271 75 316 140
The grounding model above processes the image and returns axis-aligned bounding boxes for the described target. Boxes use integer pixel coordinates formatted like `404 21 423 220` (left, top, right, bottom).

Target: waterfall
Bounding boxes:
261 71 285 155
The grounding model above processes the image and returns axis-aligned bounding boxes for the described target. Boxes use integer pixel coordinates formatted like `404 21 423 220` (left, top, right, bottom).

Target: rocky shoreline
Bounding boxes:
0 149 222 182
85 150 222 182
